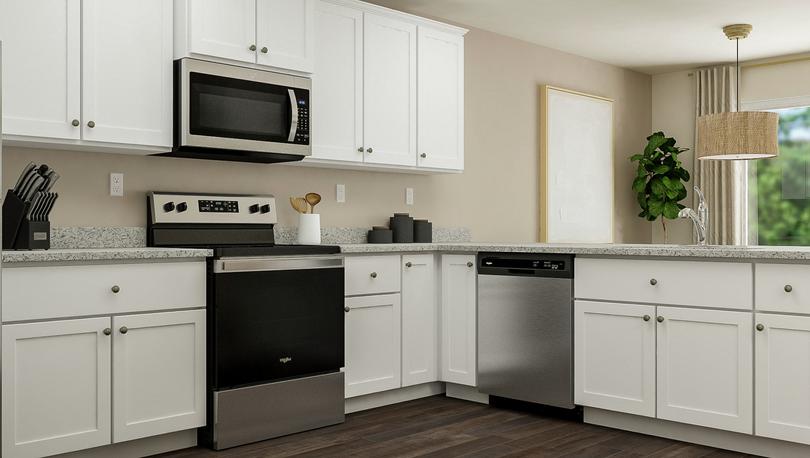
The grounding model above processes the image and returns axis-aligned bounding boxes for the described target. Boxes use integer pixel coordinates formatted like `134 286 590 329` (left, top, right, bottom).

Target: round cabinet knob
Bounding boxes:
344 306 351 313
643 315 651 322
249 44 257 51
785 284 793 293
405 262 412 268
71 119 80 127
87 120 96 128
261 46 269 54
249 204 260 214
370 272 378 279
756 324 765 332
176 202 188 213
420 153 427 158
163 201 176 212
111 285 121 294
103 328 112 336
467 261 474 268
119 326 128 334
649 278 658 286
366 148 373 153
656 316 665 323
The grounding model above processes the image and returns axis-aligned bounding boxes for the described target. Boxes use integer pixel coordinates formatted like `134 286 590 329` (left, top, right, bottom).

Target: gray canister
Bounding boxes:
390 213 414 243
414 219 432 243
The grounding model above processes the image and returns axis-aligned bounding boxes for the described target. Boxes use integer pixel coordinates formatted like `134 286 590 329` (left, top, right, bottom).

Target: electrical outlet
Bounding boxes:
336 184 346 203
110 173 124 197
405 187 414 205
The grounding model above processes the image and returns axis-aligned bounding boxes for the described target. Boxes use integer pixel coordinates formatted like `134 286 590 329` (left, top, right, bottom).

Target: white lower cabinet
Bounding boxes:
440 255 477 386
344 293 402 398
755 313 810 445
656 307 753 434
401 255 438 386
574 301 656 417
112 310 206 443
2 318 112 458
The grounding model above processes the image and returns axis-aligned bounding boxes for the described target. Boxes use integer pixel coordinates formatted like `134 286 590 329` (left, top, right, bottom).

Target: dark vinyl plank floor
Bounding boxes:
157 396 757 458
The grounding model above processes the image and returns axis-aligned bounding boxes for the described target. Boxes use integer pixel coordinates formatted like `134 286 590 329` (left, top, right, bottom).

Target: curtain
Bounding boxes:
694 66 747 245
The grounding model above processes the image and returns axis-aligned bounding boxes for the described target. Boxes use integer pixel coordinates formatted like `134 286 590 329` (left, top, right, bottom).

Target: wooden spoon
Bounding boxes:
290 197 309 214
305 192 322 213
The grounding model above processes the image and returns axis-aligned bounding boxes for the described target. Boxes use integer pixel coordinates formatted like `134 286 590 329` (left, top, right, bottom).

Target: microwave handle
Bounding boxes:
288 89 299 142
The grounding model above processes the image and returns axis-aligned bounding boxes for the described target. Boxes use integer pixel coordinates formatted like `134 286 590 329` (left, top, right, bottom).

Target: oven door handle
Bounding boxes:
288 89 299 143
214 256 343 273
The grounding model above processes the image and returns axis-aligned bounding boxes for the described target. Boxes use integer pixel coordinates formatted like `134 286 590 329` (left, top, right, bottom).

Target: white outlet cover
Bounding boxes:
110 173 124 197
406 187 414 206
336 184 346 203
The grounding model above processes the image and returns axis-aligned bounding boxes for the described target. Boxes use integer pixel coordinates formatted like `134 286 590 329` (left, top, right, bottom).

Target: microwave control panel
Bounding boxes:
294 90 310 145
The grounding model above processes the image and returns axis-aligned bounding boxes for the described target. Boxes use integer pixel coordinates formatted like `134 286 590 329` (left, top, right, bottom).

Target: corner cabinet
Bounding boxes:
440 255 477 386
309 0 466 173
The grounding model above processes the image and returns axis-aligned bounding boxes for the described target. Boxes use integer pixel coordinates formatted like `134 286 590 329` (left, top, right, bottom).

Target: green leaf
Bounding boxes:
637 192 648 210
678 168 691 182
654 164 671 175
629 154 643 162
648 198 664 217
663 201 681 219
632 177 647 193
650 178 666 198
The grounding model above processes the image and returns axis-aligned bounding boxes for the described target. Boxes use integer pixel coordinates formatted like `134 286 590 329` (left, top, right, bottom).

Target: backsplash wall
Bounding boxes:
2 26 652 243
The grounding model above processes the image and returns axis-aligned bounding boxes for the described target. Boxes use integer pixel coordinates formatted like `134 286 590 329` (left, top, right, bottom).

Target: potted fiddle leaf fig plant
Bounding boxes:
630 131 691 241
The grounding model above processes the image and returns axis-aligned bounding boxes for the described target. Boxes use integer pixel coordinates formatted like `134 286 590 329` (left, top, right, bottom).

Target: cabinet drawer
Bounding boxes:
345 255 401 296
575 258 752 310
2 262 206 322
756 263 810 314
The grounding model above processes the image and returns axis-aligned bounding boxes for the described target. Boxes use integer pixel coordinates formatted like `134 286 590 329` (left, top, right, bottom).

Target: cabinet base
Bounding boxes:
585 407 810 458
55 429 196 458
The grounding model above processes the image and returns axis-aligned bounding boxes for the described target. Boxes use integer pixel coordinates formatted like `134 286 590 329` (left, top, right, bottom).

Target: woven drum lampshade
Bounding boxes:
696 111 779 160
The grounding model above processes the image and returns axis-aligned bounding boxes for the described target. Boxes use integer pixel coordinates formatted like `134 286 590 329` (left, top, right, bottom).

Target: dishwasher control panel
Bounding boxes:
477 253 574 278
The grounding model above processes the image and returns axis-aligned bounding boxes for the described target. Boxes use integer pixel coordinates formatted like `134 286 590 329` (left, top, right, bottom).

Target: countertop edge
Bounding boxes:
2 248 214 264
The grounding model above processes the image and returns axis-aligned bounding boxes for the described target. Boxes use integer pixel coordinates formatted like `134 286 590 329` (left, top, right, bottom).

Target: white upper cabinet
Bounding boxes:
183 0 257 64
440 255 477 386
417 26 464 170
402 255 438 387
0 0 80 140
82 0 173 147
311 0 364 162
257 0 314 72
362 13 417 167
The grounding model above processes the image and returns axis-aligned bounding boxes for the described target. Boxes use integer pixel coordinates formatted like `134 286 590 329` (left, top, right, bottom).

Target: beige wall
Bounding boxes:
2 26 652 243
651 58 810 244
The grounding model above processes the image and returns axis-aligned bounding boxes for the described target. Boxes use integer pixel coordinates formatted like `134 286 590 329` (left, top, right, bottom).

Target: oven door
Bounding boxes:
211 256 344 390
175 58 311 160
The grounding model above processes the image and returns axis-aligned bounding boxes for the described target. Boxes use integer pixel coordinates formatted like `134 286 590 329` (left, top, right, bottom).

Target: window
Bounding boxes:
749 105 810 245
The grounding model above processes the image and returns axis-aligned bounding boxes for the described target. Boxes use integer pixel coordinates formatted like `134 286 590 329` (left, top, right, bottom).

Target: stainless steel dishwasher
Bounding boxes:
477 253 574 409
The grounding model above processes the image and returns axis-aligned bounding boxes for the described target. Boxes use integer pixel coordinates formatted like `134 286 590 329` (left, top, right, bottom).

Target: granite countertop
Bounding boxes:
338 242 810 260
2 247 213 264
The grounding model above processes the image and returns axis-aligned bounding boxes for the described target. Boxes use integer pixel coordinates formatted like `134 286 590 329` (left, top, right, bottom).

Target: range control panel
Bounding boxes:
149 192 277 225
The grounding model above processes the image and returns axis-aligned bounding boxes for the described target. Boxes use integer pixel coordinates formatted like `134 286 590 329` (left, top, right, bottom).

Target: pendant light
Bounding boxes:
696 24 779 160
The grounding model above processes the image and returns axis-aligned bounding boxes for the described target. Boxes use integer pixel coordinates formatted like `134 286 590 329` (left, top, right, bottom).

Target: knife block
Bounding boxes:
2 189 51 250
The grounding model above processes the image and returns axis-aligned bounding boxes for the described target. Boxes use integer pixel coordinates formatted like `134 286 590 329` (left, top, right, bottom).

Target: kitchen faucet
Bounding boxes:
678 186 709 245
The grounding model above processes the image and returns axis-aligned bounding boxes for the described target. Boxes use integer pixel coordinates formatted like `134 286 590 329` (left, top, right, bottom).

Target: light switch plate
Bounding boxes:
336 184 346 203
110 173 124 197
406 187 414 205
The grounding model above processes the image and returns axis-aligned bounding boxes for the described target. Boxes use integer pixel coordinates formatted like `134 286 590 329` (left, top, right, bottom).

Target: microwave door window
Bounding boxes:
189 72 292 143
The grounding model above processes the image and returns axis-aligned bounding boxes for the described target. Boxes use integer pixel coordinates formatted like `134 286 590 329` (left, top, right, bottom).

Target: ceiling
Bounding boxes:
367 0 810 74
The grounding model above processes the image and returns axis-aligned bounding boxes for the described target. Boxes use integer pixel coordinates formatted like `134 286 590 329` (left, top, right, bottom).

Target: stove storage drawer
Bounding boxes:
345 255 401 296
2 261 207 322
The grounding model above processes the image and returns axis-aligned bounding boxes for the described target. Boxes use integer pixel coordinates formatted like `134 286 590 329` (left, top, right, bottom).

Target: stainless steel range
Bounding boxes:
147 192 344 450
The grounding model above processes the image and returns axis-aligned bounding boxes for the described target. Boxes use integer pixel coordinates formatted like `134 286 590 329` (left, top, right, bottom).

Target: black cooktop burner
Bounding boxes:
213 244 341 258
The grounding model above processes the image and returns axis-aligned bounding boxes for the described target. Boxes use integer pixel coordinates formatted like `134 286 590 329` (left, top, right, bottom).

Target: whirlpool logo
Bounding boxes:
279 356 293 364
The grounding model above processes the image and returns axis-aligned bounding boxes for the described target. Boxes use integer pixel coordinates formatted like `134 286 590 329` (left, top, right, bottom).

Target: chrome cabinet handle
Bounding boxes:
405 262 412 268
111 285 120 293
785 284 793 293
370 272 378 278
467 261 474 268
357 147 364 152
249 44 257 51
366 148 373 153
71 119 80 127
643 315 651 322
756 323 765 332
656 316 665 323
649 278 658 286
420 153 427 158
344 306 350 313
87 120 96 128
261 46 269 54
119 326 128 334
103 328 112 336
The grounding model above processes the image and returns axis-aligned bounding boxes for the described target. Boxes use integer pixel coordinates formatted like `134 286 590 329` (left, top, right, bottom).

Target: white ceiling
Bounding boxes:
367 0 810 74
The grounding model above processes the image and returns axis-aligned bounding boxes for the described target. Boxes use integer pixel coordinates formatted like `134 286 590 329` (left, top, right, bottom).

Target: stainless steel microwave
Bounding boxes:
165 58 311 163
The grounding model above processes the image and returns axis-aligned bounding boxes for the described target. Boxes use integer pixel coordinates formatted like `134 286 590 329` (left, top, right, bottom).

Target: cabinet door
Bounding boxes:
82 0 173 147
402 255 438 386
2 318 111 458
311 0 363 162
188 0 257 64
256 0 314 72
755 314 810 445
363 13 417 166
440 255 477 386
344 294 401 398
112 310 206 443
574 301 656 417
417 26 464 170
0 0 80 139
657 307 753 434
